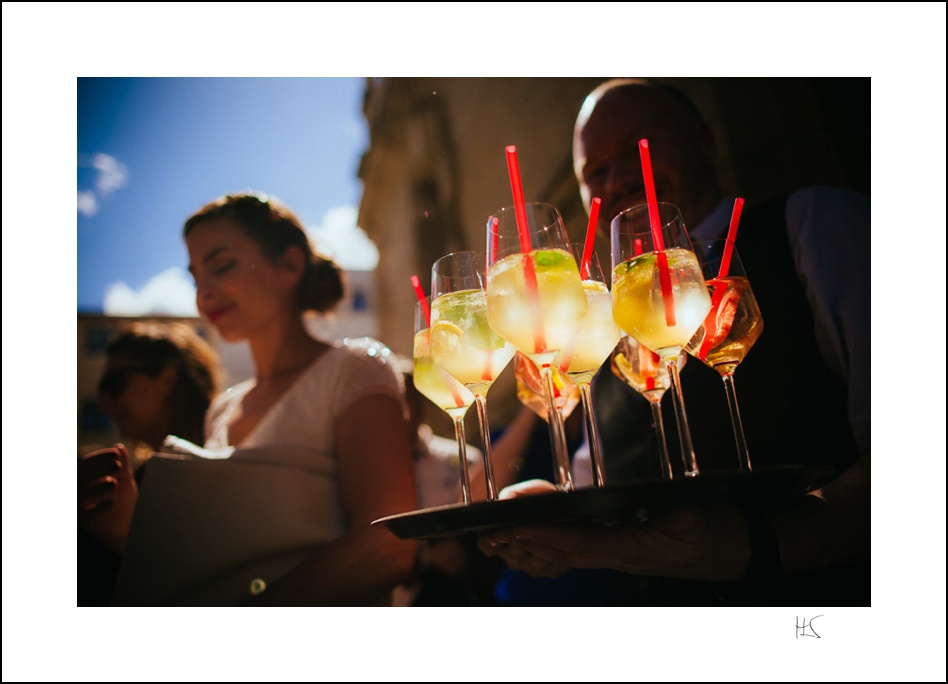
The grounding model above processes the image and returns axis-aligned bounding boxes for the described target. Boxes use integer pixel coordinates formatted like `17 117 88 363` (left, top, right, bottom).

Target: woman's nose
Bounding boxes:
194 275 215 303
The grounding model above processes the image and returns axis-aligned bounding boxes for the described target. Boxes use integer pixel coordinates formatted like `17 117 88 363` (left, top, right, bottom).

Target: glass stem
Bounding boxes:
650 398 674 480
474 395 498 501
454 416 472 504
579 383 605 488
722 374 752 473
541 364 574 492
666 356 700 477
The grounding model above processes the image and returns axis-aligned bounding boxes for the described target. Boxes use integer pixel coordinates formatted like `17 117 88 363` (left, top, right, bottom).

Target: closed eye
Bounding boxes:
213 260 236 277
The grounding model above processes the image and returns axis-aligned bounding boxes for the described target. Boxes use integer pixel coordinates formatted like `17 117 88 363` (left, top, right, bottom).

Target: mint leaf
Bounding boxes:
534 249 571 269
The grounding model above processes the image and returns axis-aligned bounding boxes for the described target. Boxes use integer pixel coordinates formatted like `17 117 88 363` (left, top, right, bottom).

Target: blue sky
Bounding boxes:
77 77 375 314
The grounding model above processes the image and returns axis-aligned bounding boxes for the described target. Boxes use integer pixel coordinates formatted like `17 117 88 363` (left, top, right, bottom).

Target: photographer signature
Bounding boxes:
796 615 823 639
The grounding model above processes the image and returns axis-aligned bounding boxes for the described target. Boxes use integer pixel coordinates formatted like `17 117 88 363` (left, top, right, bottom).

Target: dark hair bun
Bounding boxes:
301 255 345 313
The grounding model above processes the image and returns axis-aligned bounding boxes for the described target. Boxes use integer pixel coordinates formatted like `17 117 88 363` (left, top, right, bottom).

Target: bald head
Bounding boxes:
573 79 722 233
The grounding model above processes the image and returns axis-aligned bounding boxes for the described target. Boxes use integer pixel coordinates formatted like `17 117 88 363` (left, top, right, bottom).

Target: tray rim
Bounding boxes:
372 464 832 540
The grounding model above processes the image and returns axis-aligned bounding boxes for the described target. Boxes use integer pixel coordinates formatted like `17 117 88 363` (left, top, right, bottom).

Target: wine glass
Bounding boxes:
514 351 581 425
611 334 682 480
611 202 712 477
684 238 764 472
486 202 588 492
412 297 478 504
510 352 583 484
430 251 516 501
554 246 622 487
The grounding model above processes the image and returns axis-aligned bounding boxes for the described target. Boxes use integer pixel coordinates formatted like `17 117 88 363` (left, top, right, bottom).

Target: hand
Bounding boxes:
78 444 138 554
493 478 558 499
476 479 572 578
478 481 752 582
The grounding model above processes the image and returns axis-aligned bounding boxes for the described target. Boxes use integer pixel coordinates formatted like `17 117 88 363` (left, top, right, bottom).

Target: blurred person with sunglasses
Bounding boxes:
95 321 222 457
78 321 222 605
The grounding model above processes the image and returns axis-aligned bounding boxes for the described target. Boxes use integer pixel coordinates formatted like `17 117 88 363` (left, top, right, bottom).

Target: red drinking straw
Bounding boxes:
718 197 744 278
695 298 718 360
696 198 745 360
638 139 675 327
506 146 532 253
638 140 665 252
490 217 499 267
579 197 601 280
505 145 546 354
558 198 600 371
410 274 430 326
481 242 497 382
641 346 658 391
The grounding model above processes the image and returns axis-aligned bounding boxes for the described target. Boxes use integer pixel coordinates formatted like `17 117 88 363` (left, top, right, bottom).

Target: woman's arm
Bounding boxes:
247 394 418 605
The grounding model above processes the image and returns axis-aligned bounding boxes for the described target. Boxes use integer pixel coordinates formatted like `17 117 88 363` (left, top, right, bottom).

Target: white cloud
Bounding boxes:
90 152 129 194
306 205 379 271
78 152 129 216
100 207 378 315
103 266 198 317
77 190 98 217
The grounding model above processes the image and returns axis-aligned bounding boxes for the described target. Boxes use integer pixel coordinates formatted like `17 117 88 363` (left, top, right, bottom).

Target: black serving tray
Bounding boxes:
371 465 830 540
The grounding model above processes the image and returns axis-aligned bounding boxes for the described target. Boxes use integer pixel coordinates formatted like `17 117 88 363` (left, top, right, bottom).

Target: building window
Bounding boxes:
352 289 368 311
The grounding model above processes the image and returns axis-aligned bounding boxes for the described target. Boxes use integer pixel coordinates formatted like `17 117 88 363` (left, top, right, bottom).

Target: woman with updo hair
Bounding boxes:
80 191 417 606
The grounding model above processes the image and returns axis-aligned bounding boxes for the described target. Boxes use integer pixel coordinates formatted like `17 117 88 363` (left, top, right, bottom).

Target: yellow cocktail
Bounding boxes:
430 288 515 399
485 248 588 368
413 329 475 419
611 201 709 477
684 275 763 376
683 237 765 472
611 249 711 359
486 202 586 491
557 279 621 385
412 296 478 504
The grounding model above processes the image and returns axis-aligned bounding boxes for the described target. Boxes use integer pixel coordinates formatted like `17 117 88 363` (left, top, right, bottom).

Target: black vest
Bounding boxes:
590 193 869 606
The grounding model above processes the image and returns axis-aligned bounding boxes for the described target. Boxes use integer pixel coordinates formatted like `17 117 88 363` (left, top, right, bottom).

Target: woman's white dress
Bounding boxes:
111 343 403 606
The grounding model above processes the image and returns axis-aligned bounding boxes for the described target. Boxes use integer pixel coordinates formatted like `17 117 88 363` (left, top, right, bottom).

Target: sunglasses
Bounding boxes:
97 367 149 398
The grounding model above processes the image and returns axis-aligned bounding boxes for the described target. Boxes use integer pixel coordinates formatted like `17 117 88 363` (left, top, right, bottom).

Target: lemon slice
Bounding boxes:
413 330 431 357
583 280 609 295
429 320 464 364
700 279 739 352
